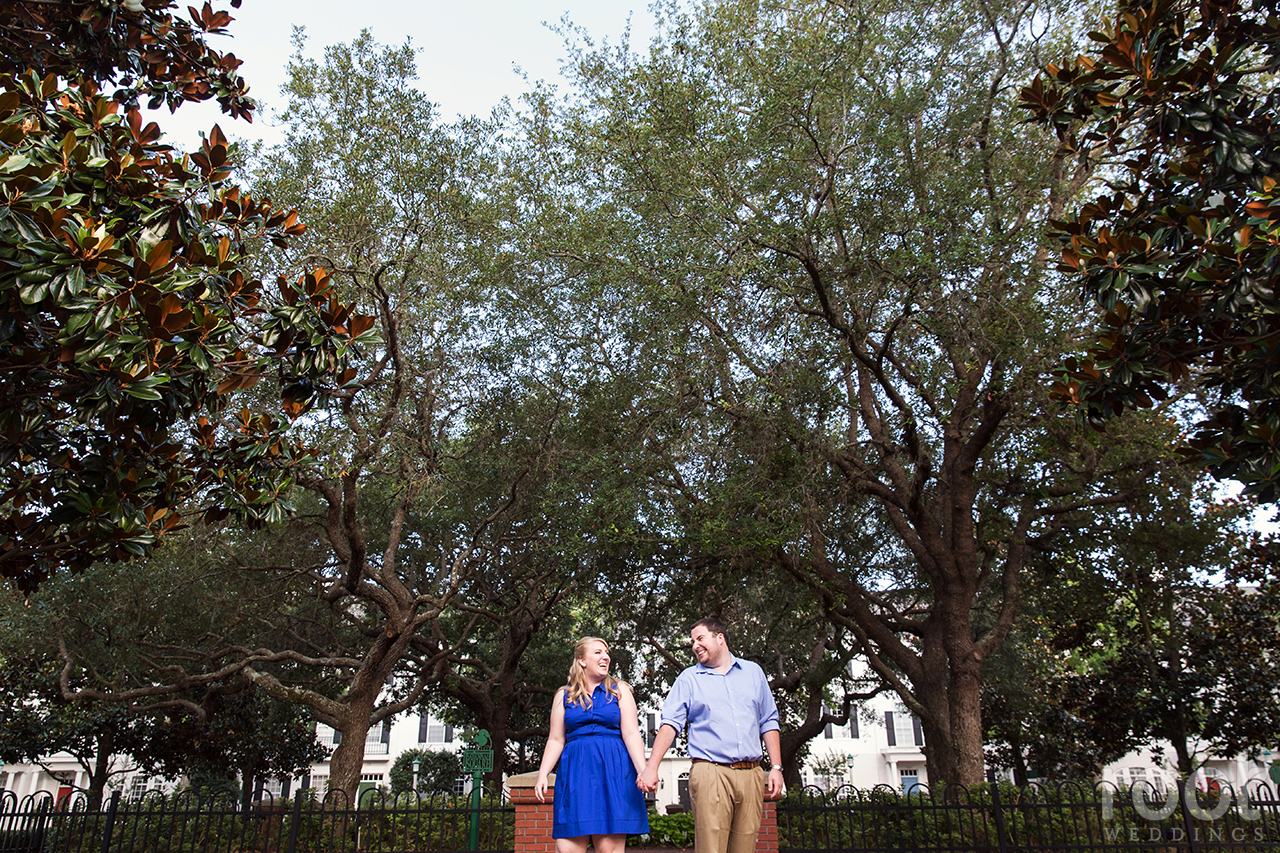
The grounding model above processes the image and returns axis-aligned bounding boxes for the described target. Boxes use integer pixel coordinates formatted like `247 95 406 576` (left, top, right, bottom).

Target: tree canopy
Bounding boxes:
10 0 1275 798
1023 0 1280 500
0 3 375 591
0 0 255 119
512 0 1184 785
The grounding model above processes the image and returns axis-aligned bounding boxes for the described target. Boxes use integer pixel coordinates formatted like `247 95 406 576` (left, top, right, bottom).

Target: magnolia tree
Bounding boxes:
1023 0 1280 500
0 3 375 591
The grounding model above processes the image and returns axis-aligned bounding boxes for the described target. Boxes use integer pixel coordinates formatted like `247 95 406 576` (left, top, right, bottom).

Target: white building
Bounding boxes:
0 711 463 805
3 702 1268 807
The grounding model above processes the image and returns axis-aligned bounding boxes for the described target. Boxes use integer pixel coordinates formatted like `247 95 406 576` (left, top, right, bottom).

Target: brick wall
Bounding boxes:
507 773 779 853
509 775 558 853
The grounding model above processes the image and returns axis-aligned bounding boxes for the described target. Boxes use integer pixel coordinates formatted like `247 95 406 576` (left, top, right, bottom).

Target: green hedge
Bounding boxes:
629 811 695 848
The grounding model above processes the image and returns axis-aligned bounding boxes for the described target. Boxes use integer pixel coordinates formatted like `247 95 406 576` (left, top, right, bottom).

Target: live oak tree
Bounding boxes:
51 33 588 806
519 0 1169 785
0 3 374 591
0 569 327 810
1023 0 1280 500
0 653 167 809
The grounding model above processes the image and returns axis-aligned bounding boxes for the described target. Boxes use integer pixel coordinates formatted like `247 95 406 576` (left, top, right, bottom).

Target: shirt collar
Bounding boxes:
694 654 741 675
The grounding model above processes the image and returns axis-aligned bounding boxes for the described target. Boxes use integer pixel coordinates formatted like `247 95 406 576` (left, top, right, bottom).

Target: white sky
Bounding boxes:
149 0 658 148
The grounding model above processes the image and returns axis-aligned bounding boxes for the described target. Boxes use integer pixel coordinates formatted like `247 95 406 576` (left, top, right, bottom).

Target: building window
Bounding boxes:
821 704 858 739
884 711 923 746
126 776 159 804
419 714 454 744
308 774 329 794
365 722 391 755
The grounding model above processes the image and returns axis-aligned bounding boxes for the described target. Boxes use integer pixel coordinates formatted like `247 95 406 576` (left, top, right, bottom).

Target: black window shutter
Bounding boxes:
912 716 924 746
419 714 430 743
885 711 896 746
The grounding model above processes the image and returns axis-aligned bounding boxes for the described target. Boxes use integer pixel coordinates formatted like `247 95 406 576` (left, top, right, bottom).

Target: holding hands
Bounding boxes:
636 766 659 793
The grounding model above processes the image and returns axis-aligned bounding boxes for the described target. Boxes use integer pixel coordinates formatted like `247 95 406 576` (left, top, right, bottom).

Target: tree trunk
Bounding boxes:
779 730 811 791
328 696 376 808
85 729 115 810
239 761 256 813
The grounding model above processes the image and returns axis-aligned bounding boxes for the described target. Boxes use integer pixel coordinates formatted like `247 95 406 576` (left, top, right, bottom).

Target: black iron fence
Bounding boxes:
779 779 1280 853
0 786 513 853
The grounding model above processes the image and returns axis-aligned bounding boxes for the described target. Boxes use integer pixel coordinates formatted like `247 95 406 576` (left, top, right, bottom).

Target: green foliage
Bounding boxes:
630 811 696 849
150 685 331 800
388 749 462 797
0 72 376 592
1025 0 1280 500
983 470 1278 779
0 1 255 119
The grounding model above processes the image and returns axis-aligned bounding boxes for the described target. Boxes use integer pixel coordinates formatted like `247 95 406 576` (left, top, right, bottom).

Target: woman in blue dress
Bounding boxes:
534 637 650 853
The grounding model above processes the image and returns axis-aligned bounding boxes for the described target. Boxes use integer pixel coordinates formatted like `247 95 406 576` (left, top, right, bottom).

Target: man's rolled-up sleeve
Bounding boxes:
660 671 691 732
757 669 780 734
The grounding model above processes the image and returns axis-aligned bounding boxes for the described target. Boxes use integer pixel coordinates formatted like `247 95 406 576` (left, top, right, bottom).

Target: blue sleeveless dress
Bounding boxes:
553 685 650 838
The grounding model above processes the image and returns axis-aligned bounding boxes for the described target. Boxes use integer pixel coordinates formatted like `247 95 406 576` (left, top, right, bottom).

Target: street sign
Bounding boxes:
462 729 494 774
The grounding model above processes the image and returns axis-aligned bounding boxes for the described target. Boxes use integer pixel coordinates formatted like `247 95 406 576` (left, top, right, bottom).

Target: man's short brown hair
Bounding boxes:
691 616 727 637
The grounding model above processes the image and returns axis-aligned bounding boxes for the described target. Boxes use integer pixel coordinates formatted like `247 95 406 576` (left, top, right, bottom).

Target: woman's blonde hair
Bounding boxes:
564 636 620 709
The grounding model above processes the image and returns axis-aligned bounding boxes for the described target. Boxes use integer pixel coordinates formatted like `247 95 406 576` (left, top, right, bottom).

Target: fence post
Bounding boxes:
1177 779 1201 853
26 797 50 852
98 790 120 853
285 792 304 853
989 782 1010 853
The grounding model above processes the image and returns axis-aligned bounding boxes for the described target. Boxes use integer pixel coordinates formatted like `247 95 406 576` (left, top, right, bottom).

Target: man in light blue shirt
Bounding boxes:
637 617 783 853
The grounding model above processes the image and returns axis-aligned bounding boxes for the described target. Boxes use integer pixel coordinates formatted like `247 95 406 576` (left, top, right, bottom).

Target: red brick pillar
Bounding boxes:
757 800 778 853
508 772 556 853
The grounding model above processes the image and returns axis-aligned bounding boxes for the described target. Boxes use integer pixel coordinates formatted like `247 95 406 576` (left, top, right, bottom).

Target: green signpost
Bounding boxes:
462 730 494 852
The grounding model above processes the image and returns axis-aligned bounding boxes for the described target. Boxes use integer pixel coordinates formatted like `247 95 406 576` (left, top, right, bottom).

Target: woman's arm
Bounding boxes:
535 687 567 802
617 681 648 774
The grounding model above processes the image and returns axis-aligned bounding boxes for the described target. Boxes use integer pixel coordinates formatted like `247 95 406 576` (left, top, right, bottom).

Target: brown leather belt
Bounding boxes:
692 758 761 770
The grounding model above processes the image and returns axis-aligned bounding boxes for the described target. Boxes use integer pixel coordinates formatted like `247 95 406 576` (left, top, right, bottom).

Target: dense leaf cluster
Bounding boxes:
0 0 255 120
0 73 376 591
1023 0 1280 499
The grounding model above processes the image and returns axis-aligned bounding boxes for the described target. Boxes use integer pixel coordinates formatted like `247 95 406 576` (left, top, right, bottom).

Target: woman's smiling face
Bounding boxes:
579 639 611 678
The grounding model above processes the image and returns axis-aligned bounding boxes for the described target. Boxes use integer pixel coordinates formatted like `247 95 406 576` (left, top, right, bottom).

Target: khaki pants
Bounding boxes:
689 761 765 853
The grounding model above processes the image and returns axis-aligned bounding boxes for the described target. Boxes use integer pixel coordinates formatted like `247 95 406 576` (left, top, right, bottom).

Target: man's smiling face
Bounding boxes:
691 625 727 667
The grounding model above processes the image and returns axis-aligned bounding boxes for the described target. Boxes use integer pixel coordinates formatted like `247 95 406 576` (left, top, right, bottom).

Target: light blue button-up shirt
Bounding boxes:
659 656 780 764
